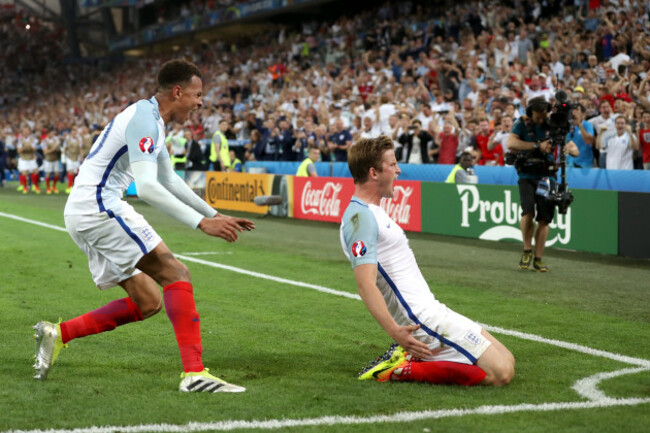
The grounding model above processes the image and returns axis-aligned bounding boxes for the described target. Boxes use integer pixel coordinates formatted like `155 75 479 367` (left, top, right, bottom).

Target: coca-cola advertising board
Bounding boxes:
293 177 354 223
292 176 422 232
379 180 421 232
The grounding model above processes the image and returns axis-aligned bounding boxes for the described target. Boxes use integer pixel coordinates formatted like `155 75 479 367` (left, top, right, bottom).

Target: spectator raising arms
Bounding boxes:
2 1 650 175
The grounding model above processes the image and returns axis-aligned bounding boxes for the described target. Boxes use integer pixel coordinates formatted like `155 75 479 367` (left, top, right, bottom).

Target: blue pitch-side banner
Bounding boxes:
109 36 137 51
244 161 650 193
165 17 197 36
109 0 316 51
82 0 138 7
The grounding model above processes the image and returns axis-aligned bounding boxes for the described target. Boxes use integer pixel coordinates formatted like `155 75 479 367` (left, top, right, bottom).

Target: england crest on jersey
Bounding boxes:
139 137 155 154
351 240 367 257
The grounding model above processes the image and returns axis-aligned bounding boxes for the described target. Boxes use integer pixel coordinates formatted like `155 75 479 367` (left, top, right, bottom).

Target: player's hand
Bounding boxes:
390 324 435 360
217 213 256 231
198 215 250 242
228 215 256 231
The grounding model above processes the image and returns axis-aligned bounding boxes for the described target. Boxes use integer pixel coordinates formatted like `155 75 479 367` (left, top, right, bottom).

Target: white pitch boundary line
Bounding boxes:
0 211 68 233
6 398 650 433
176 254 362 300
2 212 649 433
180 252 233 256
481 325 650 368
572 367 650 402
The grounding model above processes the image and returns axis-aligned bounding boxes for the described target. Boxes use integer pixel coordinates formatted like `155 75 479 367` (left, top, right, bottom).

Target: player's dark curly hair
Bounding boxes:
348 135 394 184
157 59 202 90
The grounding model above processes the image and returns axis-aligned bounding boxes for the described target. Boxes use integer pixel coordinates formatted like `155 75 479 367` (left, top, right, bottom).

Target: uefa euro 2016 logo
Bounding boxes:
139 137 155 154
351 240 366 257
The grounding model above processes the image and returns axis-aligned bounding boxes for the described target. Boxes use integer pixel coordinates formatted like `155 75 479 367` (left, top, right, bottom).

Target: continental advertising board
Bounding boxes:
206 172 294 216
292 177 422 232
203 173 618 255
420 183 618 255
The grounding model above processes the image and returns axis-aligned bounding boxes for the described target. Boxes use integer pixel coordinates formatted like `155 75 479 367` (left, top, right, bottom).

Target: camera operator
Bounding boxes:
507 97 579 272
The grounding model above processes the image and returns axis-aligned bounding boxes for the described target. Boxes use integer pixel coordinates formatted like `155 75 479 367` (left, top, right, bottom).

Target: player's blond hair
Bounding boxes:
348 135 394 184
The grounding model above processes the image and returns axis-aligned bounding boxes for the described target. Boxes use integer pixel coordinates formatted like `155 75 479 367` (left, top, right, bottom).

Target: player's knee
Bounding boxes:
491 360 515 386
173 261 191 282
138 292 163 319
155 257 191 286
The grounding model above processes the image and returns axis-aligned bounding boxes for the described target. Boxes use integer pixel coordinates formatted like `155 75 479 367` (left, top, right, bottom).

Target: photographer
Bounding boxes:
566 104 596 168
398 119 435 164
507 97 579 272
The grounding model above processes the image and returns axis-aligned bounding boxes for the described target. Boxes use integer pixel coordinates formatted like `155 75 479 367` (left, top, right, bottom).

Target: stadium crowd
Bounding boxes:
2 0 650 190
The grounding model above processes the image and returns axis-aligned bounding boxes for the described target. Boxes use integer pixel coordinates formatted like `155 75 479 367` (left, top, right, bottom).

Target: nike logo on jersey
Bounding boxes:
386 223 391 229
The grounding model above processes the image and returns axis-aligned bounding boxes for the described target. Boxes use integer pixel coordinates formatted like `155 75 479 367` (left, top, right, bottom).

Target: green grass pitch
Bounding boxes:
0 183 648 433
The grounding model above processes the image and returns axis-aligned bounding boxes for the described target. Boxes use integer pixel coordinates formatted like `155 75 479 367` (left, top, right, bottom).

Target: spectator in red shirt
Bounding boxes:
639 110 650 170
475 120 503 166
434 122 459 165
357 71 374 102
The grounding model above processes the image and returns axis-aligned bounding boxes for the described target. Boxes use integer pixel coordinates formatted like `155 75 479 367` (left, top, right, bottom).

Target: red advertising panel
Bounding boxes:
379 180 421 232
293 177 422 232
293 177 355 223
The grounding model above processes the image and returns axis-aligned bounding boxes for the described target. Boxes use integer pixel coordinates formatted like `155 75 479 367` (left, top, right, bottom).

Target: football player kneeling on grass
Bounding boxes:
340 135 514 385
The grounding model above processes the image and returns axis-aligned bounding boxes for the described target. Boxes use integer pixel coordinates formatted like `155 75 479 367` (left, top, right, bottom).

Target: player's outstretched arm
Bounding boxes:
157 147 222 219
354 264 435 360
132 160 209 228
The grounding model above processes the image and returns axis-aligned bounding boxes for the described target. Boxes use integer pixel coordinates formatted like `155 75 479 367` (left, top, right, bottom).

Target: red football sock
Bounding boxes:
67 172 74 188
60 297 143 344
30 173 39 189
19 174 27 189
53 175 59 187
163 281 204 373
393 361 486 386
46 177 51 189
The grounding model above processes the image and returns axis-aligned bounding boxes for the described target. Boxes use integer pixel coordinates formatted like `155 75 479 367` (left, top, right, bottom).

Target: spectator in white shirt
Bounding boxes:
598 116 639 170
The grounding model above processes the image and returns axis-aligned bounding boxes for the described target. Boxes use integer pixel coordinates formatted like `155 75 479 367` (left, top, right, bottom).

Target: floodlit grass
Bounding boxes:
0 182 648 432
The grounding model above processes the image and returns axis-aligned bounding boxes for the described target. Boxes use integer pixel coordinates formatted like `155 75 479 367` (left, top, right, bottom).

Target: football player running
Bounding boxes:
33 59 255 393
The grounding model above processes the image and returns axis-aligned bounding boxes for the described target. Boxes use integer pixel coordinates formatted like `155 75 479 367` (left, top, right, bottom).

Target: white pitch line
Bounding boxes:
2 211 650 433
181 252 233 256
572 367 650 402
482 325 650 368
176 254 362 300
6 398 650 433
0 211 67 232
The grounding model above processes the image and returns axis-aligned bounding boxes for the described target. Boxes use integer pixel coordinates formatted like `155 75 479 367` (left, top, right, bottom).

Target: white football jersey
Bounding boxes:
65 97 168 216
340 197 436 320
340 197 489 364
